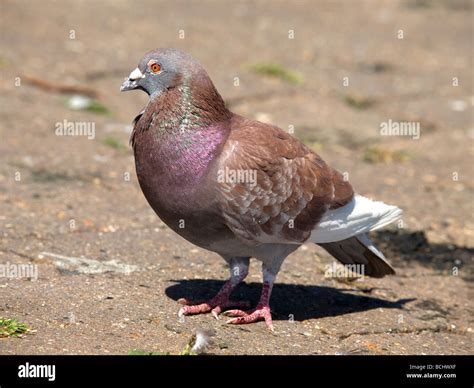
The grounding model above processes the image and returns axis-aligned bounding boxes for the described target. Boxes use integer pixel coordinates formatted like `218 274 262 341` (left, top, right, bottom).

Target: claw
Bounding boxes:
175 275 274 330
211 309 220 320
226 305 274 331
177 298 250 319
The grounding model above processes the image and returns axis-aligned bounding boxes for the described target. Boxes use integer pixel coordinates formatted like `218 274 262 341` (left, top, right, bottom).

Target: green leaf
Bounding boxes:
127 349 170 356
103 136 126 151
363 146 411 164
0 318 34 338
249 63 303 85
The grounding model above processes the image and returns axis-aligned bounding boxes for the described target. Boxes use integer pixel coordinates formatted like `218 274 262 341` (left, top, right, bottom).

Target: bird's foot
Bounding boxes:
177 297 250 320
224 304 274 331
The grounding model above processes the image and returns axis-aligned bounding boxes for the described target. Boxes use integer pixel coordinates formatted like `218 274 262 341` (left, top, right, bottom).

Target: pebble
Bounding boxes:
450 100 467 112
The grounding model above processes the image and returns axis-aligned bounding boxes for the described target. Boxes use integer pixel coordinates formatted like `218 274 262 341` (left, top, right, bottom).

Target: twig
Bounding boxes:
22 74 100 99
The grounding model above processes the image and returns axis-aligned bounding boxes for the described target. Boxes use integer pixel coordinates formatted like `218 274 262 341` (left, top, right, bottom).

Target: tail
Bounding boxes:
319 233 395 277
311 195 402 278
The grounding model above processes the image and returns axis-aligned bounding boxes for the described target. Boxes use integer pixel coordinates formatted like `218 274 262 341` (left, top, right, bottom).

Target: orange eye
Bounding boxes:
150 63 161 73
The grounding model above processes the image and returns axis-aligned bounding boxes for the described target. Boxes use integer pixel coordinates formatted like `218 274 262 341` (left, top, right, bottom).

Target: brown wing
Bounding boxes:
215 115 354 245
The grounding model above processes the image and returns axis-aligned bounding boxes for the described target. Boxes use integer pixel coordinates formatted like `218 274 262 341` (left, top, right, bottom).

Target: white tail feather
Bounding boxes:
310 195 402 243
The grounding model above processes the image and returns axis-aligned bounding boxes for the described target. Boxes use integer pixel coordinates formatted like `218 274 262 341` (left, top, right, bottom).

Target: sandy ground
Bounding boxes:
0 0 473 355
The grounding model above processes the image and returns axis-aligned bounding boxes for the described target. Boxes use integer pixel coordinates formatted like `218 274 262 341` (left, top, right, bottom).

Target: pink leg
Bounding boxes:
226 269 276 331
178 258 249 319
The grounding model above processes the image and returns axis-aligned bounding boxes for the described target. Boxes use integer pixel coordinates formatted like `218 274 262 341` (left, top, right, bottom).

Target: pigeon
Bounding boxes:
120 48 402 331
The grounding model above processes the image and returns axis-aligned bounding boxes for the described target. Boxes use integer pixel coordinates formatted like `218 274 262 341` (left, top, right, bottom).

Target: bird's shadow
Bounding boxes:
165 229 472 321
373 230 473 277
165 279 414 321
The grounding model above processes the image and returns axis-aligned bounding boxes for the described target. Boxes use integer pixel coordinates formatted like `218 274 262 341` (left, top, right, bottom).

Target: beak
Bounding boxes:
120 68 145 92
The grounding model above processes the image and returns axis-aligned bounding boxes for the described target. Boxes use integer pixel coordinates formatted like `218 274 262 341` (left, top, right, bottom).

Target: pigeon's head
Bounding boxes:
120 48 203 98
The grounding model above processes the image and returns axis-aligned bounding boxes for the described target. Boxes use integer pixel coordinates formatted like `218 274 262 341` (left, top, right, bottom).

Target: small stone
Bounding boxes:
67 95 92 110
450 100 467 112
